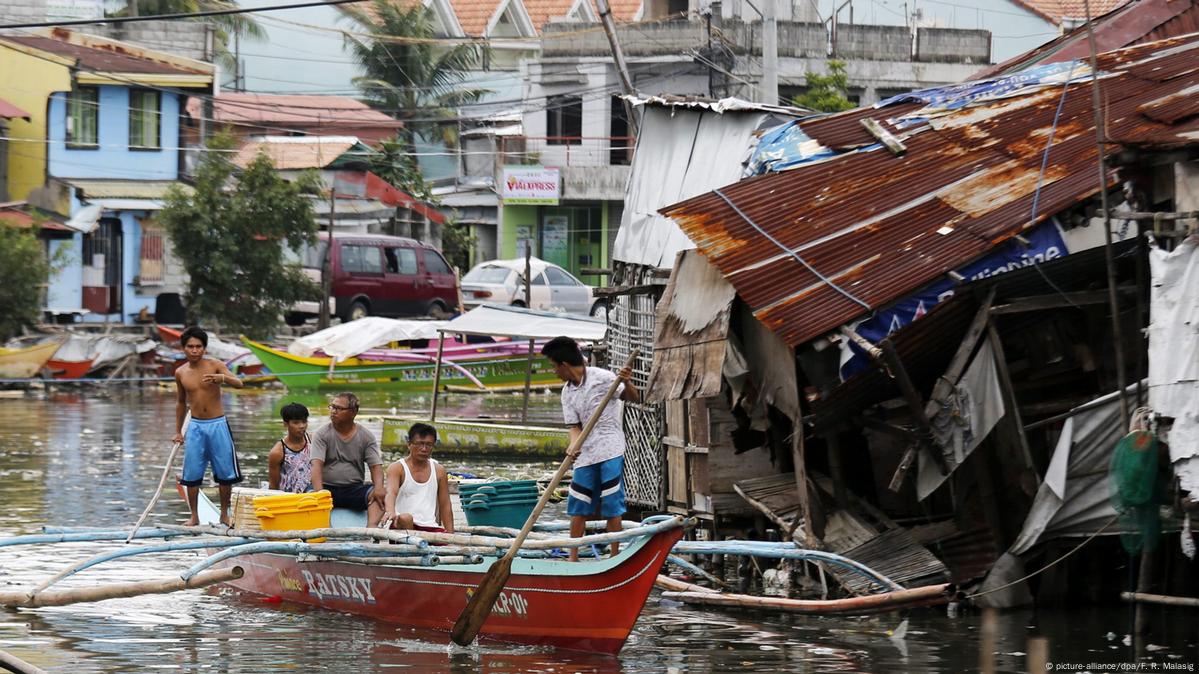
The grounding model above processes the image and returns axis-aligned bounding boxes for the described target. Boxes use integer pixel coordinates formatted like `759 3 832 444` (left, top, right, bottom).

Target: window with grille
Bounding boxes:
66 87 99 148
139 224 164 285
129 90 161 150
546 96 582 145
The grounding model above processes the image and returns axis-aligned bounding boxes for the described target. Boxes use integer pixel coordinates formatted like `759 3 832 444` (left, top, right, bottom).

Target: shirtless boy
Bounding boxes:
174 326 245 526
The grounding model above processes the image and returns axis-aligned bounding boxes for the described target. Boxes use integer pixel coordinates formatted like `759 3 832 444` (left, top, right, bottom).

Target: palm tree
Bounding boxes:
341 0 489 146
109 0 265 75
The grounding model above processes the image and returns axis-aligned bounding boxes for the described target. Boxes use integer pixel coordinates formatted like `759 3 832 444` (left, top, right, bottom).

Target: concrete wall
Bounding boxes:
82 21 213 62
917 27 991 64
834 24 911 61
47 86 182 181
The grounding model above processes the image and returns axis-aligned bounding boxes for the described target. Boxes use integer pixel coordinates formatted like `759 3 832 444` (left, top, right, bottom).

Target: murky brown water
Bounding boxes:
0 387 1195 672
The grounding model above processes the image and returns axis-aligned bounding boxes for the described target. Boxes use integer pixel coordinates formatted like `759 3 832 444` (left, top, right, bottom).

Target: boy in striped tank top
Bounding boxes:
268 403 312 493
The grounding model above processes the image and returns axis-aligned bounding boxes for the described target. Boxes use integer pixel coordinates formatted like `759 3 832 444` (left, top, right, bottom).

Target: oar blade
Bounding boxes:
450 556 513 646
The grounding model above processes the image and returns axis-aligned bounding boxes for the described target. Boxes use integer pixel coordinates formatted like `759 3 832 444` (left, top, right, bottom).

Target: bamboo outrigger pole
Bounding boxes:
0 566 242 609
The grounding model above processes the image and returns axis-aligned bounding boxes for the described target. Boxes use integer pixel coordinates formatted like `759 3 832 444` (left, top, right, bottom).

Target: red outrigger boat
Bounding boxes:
191 492 684 655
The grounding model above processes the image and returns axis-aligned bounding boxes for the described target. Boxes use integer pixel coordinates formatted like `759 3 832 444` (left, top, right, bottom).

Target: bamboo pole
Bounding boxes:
521 247 535 423
654 574 720 594
0 648 46 674
127 412 190 543
0 528 183 549
1121 591 1199 608
661 582 954 615
31 537 254 596
0 567 242 608
429 334 446 422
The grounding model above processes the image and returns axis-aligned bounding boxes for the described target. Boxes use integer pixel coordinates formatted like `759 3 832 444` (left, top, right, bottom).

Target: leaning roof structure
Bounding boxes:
660 34 1199 349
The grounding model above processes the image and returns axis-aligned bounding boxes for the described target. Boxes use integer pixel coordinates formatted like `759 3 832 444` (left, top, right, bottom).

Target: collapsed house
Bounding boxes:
607 35 1199 604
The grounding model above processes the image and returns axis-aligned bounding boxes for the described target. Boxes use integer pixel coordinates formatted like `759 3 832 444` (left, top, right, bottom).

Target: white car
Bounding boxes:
461 258 607 317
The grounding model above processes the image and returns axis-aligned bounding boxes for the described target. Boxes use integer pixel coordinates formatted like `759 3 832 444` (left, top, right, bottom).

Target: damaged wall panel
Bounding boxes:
646 250 737 401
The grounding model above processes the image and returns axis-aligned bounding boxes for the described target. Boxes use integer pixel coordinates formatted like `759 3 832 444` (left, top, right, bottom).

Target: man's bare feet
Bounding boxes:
219 514 233 527
185 516 199 527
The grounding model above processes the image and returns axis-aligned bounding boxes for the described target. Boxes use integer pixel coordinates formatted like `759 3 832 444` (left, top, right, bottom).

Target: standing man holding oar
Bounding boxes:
174 326 244 526
541 336 640 561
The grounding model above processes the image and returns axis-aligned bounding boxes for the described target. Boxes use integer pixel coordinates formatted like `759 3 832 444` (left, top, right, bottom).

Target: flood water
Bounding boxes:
0 386 1195 672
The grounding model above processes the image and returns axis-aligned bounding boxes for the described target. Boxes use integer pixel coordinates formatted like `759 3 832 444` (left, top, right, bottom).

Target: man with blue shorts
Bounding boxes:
174 326 245 526
541 336 640 561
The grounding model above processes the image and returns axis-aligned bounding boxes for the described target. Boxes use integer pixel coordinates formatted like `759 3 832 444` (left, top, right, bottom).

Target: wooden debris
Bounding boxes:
860 118 907 155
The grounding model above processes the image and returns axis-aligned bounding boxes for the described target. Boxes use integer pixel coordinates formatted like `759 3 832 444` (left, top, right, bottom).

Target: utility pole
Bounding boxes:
594 0 639 135
762 0 778 105
318 189 336 329
128 0 138 17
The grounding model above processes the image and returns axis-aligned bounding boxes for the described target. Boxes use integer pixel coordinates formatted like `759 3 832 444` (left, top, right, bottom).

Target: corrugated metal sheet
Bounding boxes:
0 33 208 76
974 0 1196 79
661 34 1199 350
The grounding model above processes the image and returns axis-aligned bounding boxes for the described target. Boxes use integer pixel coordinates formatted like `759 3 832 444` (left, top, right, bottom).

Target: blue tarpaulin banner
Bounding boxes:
839 219 1070 380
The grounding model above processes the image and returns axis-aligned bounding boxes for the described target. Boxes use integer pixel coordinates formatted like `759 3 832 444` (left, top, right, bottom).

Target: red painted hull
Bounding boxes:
46 358 93 379
214 528 681 655
157 324 182 344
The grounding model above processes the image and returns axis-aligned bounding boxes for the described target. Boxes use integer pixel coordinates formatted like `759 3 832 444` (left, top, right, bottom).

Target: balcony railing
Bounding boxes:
499 135 635 168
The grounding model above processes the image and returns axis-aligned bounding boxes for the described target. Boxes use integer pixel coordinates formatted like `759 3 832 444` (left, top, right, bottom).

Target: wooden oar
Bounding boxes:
451 349 638 646
126 412 191 543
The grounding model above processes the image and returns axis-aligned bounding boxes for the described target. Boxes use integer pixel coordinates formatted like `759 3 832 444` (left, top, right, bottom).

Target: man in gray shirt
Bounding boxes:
310 392 385 526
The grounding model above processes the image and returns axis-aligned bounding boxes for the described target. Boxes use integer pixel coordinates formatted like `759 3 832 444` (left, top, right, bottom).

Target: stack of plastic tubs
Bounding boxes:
460 480 539 529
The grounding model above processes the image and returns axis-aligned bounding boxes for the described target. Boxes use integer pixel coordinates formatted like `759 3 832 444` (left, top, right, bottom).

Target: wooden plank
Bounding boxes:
790 427 817 547
987 321 1038 483
689 452 711 513
689 398 710 448
860 118 907 155
990 286 1135 315
667 444 688 508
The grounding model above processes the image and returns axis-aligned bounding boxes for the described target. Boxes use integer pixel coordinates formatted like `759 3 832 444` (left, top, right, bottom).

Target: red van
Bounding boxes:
285 233 459 325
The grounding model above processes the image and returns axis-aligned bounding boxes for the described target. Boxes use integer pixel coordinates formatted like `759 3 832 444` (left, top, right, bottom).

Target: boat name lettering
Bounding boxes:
277 571 305 592
492 590 529 617
300 570 376 603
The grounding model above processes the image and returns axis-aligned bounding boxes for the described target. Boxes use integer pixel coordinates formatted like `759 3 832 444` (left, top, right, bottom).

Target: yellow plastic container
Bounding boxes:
253 490 333 542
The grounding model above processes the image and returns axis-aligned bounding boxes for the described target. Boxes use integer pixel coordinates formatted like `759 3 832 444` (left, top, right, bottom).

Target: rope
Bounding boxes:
712 188 872 310
966 514 1119 599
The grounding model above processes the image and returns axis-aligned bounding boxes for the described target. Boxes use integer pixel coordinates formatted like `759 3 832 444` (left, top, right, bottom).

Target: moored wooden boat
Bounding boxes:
187 491 682 655
242 336 559 391
380 416 570 458
45 357 94 379
0 340 64 379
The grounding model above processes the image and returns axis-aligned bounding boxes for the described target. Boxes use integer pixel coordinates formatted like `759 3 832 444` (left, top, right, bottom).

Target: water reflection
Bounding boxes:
0 388 1196 672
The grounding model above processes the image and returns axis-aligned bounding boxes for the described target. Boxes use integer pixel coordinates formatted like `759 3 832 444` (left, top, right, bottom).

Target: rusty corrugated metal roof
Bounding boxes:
661 34 1199 350
0 32 211 77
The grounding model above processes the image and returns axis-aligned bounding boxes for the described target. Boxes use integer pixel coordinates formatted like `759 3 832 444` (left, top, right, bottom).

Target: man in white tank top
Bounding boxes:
383 422 454 532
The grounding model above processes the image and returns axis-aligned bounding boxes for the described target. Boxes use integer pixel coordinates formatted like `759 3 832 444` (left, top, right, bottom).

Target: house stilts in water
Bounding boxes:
607 33 1199 606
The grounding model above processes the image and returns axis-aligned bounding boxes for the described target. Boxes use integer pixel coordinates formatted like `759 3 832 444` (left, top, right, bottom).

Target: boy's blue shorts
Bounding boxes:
180 416 243 487
567 455 625 518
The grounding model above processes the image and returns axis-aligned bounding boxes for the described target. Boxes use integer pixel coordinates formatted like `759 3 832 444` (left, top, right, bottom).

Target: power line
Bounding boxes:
0 0 369 30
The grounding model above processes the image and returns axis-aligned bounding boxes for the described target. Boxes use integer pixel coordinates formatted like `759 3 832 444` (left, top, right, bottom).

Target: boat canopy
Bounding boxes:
442 304 607 341
288 317 447 362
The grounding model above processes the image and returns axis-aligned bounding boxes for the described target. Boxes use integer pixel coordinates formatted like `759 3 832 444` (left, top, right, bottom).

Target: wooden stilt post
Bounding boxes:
790 425 816 548
826 432 849 511
1026 636 1049 674
980 607 998 674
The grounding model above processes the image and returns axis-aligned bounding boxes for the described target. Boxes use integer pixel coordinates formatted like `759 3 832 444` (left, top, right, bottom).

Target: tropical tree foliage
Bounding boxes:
109 0 265 74
0 226 59 340
158 135 320 338
794 60 855 113
343 1 488 196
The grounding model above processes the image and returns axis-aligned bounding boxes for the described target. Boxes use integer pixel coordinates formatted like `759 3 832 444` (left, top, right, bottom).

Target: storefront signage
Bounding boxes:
502 166 560 205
